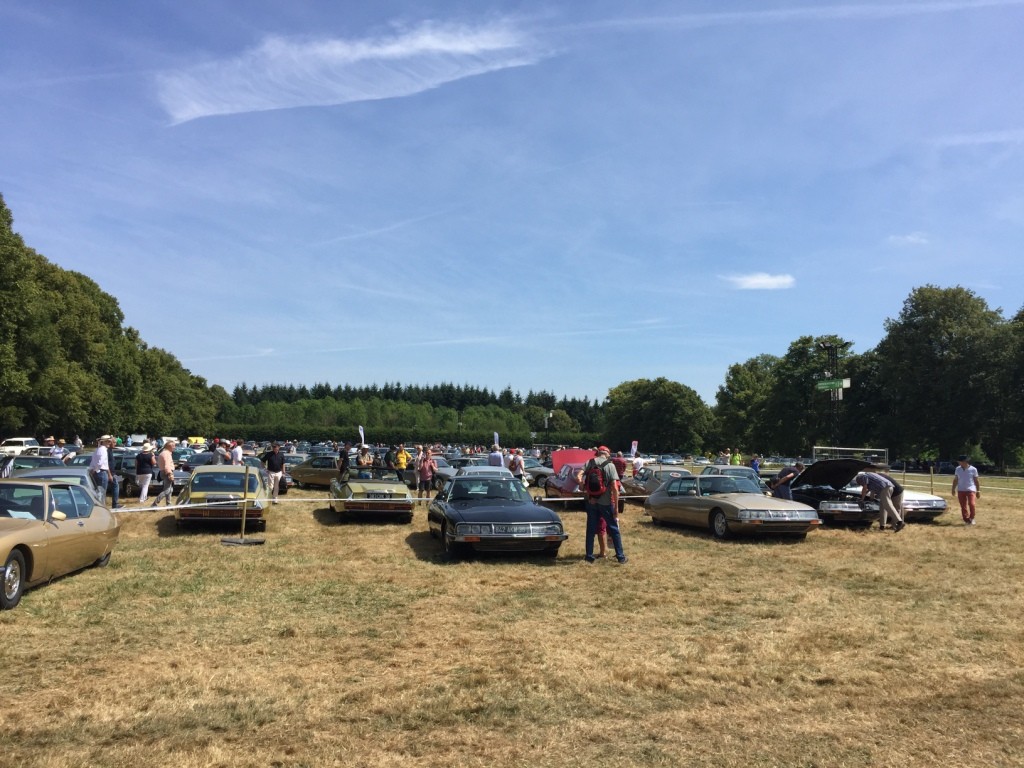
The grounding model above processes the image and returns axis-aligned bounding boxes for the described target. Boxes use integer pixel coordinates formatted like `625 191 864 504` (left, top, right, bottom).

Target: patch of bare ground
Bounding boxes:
1 486 1022 766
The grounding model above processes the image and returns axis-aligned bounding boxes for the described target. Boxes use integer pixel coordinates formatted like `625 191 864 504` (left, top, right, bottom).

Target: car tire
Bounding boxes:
93 551 112 568
711 509 731 540
2 550 26 610
433 477 446 491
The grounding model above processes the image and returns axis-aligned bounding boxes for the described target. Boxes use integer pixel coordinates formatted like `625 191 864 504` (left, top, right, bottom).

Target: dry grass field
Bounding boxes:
2 479 1022 767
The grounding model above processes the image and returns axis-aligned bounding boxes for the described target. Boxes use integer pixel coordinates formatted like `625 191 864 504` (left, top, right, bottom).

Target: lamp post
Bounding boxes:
818 341 839 448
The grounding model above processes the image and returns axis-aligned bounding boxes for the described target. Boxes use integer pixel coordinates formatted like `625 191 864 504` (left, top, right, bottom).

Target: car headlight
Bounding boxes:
539 523 563 535
456 523 493 535
819 501 864 512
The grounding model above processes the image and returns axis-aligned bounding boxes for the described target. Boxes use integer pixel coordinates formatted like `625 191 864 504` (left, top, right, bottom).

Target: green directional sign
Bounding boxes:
816 379 844 391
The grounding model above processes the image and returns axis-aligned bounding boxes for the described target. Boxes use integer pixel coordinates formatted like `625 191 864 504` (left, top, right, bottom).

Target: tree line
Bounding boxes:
2 194 1020 465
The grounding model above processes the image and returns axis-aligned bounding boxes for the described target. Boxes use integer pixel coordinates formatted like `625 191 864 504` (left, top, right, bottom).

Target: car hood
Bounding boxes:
792 459 873 490
344 481 410 496
445 501 559 524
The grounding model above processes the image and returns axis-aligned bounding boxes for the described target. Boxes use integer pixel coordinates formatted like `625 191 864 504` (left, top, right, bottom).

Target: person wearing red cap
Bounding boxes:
578 446 627 564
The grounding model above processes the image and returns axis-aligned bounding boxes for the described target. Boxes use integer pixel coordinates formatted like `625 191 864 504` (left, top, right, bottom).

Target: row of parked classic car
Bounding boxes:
1 444 949 610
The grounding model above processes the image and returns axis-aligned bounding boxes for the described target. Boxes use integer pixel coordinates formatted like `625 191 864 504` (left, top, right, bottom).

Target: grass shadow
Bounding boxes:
312 506 413 527
155 513 264 538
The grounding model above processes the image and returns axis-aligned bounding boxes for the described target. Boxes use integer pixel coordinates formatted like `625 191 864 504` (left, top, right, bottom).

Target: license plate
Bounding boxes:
367 492 388 499
493 524 527 534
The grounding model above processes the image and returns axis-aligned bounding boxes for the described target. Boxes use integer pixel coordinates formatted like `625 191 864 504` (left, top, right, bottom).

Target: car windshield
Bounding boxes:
283 454 307 467
347 467 404 483
702 476 762 495
14 457 64 469
447 478 532 503
190 472 259 493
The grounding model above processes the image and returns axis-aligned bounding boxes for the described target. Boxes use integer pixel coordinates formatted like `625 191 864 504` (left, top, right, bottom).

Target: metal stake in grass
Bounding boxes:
222 463 265 547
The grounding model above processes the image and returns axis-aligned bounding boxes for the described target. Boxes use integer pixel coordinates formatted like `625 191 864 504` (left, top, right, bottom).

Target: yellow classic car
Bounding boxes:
329 467 414 523
1 478 121 610
176 465 269 532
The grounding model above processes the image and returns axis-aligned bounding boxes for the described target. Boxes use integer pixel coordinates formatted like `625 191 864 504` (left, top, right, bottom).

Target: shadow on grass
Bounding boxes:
404 529 573 566
642 517 811 545
155 513 265 538
311 506 413 527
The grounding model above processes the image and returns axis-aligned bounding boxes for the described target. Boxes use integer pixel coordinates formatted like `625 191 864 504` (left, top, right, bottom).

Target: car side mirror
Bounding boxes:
51 510 67 522
686 490 698 496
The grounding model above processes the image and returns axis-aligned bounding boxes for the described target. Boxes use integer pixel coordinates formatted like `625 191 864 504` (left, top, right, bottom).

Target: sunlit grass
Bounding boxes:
1 485 1022 767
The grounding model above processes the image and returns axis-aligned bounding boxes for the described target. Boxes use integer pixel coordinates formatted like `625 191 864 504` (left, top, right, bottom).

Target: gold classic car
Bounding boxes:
1 478 121 610
329 466 414 523
644 474 821 540
176 465 269 532
289 454 339 489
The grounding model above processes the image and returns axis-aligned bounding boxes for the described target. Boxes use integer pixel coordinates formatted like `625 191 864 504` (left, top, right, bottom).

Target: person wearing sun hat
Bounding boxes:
89 435 115 504
952 455 981 525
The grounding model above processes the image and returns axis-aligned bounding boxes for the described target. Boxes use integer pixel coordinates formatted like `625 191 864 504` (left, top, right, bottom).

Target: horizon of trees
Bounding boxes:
2 194 1021 464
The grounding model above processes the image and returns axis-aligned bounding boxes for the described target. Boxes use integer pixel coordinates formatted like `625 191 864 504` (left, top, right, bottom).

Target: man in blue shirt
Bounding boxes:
855 472 905 532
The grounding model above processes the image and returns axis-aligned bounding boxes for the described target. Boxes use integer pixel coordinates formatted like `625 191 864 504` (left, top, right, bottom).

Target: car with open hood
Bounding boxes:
1 478 121 609
328 466 413 523
644 473 820 540
789 459 881 527
428 475 568 558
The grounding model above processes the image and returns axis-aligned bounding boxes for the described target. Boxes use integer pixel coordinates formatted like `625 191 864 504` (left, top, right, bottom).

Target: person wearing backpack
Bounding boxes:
578 446 627 564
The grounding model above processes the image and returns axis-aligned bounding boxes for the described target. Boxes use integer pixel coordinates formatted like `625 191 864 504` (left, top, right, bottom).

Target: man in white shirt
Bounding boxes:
230 441 244 465
89 436 115 503
952 455 981 525
631 453 645 477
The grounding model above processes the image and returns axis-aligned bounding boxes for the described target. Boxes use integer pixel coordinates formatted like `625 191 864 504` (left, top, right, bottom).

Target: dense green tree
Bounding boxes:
604 377 712 453
875 286 1003 459
713 354 778 454
757 335 855 455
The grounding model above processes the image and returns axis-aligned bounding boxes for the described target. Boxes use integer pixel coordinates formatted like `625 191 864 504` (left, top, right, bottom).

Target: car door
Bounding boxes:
310 456 338 486
43 484 100 577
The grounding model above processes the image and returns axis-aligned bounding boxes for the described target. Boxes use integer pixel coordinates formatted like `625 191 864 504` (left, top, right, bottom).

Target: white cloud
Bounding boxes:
721 273 795 290
583 0 1024 31
887 232 929 246
932 128 1024 147
156 20 549 123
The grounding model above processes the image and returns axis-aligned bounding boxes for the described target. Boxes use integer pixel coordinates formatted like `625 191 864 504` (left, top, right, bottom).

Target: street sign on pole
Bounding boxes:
816 379 844 391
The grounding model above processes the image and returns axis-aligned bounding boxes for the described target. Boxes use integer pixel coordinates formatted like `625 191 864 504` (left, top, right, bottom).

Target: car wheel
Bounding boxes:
433 477 446 491
2 550 26 610
711 509 731 540
93 551 112 568
536 476 547 488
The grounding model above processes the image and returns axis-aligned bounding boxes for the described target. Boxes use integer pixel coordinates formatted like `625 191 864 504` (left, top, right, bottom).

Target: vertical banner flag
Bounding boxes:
358 425 365 446
630 441 638 457
494 432 500 448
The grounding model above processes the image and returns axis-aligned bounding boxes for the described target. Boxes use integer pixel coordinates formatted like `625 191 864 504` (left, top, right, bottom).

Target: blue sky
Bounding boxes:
2 1 1022 405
